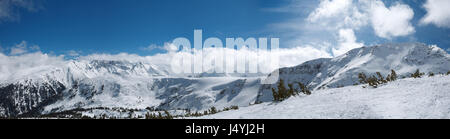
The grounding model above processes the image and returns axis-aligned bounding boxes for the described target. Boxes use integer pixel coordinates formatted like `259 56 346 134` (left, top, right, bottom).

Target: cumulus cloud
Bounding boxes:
291 0 417 56
307 0 415 39
9 40 40 55
307 0 353 23
0 0 39 22
420 0 450 28
306 0 369 30
332 29 364 56
307 0 369 30
368 1 415 39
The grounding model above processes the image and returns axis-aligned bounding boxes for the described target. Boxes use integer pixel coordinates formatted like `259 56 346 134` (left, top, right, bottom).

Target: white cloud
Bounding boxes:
0 52 66 82
420 0 450 28
368 1 415 39
163 43 178 52
306 0 415 39
66 50 81 57
299 0 416 56
141 43 177 52
141 44 160 51
10 46 27 55
274 45 333 68
0 0 38 22
307 0 353 22
332 29 364 56
306 0 369 30
9 40 40 55
344 6 369 29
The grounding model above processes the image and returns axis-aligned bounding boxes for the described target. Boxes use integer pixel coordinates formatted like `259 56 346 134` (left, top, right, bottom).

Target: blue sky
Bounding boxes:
0 0 449 57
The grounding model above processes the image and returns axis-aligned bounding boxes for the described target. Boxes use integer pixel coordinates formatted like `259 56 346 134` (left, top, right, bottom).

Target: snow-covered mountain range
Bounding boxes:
0 42 449 118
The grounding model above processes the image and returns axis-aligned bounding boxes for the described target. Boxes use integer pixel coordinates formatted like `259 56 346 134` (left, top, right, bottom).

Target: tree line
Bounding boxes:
271 79 311 102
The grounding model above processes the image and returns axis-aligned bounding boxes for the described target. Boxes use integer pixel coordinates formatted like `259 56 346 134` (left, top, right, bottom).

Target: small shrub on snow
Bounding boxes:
411 69 425 78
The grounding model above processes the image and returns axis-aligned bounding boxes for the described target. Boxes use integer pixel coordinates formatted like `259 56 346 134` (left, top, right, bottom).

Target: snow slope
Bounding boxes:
199 75 450 119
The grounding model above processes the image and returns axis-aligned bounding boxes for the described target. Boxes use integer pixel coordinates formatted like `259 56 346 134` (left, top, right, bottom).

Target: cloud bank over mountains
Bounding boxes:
0 41 333 81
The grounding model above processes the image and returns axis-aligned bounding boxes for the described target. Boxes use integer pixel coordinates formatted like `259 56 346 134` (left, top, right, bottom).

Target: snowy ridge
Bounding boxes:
68 60 169 78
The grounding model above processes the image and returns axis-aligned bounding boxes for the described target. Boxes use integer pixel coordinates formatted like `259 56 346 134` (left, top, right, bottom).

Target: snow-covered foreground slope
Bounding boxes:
200 75 450 119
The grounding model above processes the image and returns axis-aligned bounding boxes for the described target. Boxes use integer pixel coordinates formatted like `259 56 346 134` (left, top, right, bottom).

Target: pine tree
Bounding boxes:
287 84 296 97
157 112 163 119
145 112 151 119
376 72 387 84
271 88 279 101
209 107 217 114
428 72 435 77
272 79 289 101
390 69 397 81
298 82 311 95
128 111 133 119
163 110 173 119
367 75 378 88
278 79 287 100
358 73 367 84
411 69 424 78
